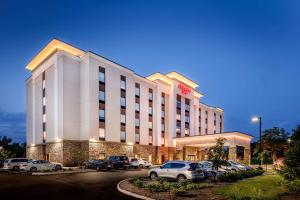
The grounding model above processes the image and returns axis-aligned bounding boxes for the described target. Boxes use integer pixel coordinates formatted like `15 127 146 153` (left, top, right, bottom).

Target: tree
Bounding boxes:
0 136 26 159
284 125 300 178
254 127 289 162
208 137 227 170
258 150 271 172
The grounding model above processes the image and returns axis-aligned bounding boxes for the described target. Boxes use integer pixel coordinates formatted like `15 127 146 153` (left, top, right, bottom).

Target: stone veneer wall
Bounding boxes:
89 141 176 164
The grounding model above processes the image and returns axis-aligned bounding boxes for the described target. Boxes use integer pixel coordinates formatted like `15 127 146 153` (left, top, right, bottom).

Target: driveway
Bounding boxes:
0 168 148 199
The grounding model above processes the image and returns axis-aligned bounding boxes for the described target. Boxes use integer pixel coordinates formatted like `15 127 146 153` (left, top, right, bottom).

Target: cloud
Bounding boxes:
0 110 26 143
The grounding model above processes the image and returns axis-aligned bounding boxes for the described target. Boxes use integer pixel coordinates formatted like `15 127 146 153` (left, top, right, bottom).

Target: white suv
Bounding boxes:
3 158 29 171
148 161 205 183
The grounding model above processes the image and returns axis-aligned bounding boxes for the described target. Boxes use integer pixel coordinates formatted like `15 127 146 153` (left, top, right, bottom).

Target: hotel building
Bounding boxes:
26 39 252 166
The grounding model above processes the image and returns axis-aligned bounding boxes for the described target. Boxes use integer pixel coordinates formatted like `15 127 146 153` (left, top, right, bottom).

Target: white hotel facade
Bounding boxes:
26 39 252 166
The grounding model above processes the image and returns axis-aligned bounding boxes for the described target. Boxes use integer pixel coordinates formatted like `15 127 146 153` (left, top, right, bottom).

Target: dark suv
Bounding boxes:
108 156 129 169
83 159 112 171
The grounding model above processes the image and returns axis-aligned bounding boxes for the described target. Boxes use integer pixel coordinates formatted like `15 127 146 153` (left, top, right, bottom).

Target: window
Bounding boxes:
161 95 165 105
43 97 46 105
176 126 181 134
185 104 190 111
176 101 181 108
148 121 153 129
149 89 153 101
99 110 105 120
149 135 153 144
120 80 126 90
176 113 181 121
99 128 105 139
43 131 46 143
135 133 140 144
185 116 190 123
148 107 153 115
171 163 185 169
185 128 190 135
135 118 140 127
161 110 165 118
99 91 105 102
162 163 172 169
99 71 105 83
120 114 126 124
161 124 165 131
205 128 208 134
43 114 46 122
135 84 140 96
42 80 46 89
120 97 126 107
135 103 140 112
120 131 126 142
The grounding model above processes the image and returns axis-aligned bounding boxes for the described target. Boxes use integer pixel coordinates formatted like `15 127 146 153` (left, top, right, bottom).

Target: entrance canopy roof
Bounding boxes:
175 132 253 149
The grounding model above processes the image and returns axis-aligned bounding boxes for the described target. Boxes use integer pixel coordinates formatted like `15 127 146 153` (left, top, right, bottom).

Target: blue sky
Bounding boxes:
0 0 299 142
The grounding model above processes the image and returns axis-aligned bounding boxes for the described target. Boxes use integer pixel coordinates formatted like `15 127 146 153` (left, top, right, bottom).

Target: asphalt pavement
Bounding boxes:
0 168 149 200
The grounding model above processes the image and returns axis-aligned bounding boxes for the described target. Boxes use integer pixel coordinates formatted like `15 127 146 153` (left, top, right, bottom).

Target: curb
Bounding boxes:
32 170 94 176
117 179 155 200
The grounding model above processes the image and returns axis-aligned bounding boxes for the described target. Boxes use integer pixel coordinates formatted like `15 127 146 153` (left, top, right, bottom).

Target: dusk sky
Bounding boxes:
0 0 299 142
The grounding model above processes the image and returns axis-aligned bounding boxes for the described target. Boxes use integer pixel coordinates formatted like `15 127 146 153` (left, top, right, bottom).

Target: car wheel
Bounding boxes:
12 166 19 171
150 172 158 180
30 167 37 172
211 172 217 177
96 166 101 171
177 175 187 183
139 164 143 168
55 165 62 171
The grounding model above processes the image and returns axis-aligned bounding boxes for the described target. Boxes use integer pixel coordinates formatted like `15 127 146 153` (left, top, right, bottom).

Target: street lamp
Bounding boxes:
287 138 291 148
252 116 262 167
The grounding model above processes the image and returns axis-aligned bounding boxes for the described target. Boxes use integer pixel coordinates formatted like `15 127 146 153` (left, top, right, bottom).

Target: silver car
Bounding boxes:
148 161 204 183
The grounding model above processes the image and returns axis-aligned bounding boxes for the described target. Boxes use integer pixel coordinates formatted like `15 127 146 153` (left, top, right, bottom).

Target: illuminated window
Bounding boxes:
99 110 105 120
99 128 105 139
99 91 105 102
43 114 46 123
176 114 181 121
185 128 190 135
43 97 46 106
120 114 126 124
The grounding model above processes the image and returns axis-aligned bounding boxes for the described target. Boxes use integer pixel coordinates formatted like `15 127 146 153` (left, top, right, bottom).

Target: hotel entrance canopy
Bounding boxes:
175 132 253 149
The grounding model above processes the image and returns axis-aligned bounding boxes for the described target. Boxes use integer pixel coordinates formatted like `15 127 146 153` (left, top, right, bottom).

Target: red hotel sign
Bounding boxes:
178 83 191 95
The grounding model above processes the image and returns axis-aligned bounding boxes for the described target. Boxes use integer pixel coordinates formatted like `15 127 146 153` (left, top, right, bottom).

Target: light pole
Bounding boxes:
252 116 262 167
287 138 291 148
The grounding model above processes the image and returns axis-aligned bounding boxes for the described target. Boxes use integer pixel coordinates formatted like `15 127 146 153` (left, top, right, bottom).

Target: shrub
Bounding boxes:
286 179 300 193
170 186 187 196
146 182 171 192
129 176 143 187
185 182 211 190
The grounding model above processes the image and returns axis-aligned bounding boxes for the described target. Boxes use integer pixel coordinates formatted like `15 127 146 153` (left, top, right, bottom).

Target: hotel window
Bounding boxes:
135 103 140 112
99 91 105 102
120 131 126 142
135 132 140 144
148 107 153 115
99 67 105 84
135 83 140 97
176 113 181 121
120 114 126 124
161 94 165 105
176 125 181 137
176 95 181 108
99 67 106 140
120 97 126 107
148 121 153 130
149 88 153 101
149 135 153 145
161 110 165 118
43 97 46 106
185 128 190 136
214 113 216 126
185 99 190 111
161 123 165 132
43 114 46 123
120 75 126 90
99 109 105 121
99 128 105 140
135 118 140 127
185 116 190 123
220 115 223 133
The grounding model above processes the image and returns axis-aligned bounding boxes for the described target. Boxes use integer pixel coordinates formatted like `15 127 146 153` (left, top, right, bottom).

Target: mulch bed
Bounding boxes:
119 178 227 200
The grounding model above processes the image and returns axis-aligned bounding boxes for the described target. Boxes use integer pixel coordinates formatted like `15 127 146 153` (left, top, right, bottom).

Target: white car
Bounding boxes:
20 160 63 172
137 158 152 168
148 161 205 182
199 161 226 177
128 158 139 169
3 158 29 171
220 160 247 172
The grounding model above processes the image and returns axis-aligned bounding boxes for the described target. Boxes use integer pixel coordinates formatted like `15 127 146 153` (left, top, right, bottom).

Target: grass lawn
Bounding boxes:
213 174 288 200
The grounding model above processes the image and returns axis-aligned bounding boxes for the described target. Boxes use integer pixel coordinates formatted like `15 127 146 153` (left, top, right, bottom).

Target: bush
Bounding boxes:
218 169 264 182
185 183 211 190
285 179 300 193
147 182 168 192
129 176 143 188
170 186 187 196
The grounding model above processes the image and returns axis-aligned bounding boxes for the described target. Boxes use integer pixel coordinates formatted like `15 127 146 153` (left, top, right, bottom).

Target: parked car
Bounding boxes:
220 160 247 172
128 157 139 169
83 159 112 171
137 158 152 168
199 161 223 177
3 158 29 171
148 160 205 183
108 156 130 169
20 160 63 172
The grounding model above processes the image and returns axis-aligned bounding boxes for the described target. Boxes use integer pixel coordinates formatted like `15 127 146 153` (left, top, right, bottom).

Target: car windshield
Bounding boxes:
131 158 138 161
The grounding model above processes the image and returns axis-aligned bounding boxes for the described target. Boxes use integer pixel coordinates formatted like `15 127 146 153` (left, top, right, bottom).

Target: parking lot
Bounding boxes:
0 168 148 199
